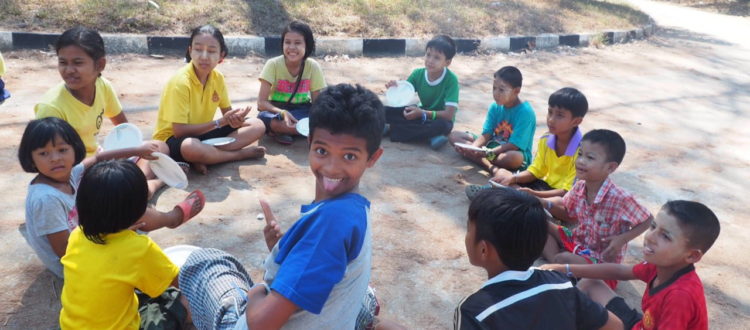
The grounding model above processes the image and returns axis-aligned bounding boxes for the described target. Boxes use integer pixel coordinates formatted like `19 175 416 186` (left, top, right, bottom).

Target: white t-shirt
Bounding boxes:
20 163 84 278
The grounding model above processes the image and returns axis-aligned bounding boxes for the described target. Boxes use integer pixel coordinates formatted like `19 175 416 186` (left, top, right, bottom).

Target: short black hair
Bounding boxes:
494 66 522 88
76 160 148 244
56 26 105 62
581 129 626 164
663 200 720 254
283 20 316 59
185 24 228 62
426 35 456 60
18 117 86 173
549 87 588 118
309 83 385 157
468 188 547 271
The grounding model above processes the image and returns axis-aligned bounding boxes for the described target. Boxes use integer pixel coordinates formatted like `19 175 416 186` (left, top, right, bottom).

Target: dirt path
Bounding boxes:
1 2 749 327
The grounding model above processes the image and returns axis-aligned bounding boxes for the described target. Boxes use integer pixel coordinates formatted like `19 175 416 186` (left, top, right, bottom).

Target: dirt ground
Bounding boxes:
1 2 749 329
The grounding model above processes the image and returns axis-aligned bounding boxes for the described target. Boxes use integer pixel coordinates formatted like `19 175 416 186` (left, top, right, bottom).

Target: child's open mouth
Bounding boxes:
322 177 343 192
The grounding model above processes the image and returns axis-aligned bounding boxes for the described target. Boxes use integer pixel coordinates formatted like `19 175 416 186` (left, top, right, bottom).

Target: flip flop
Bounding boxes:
175 190 205 225
465 184 492 201
176 161 190 175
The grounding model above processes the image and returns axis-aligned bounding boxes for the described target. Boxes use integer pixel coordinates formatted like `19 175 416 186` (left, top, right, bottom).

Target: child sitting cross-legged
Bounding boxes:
455 188 622 329
541 129 653 289
542 200 720 329
450 66 536 178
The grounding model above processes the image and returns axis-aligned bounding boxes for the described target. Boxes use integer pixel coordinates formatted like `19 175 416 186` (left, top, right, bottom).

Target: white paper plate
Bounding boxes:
163 245 201 268
454 142 484 152
296 117 310 137
202 137 236 146
385 80 415 107
488 180 506 188
102 123 143 151
149 152 188 189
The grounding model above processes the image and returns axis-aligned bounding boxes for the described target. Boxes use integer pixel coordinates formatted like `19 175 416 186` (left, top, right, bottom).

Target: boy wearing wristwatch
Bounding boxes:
449 66 536 181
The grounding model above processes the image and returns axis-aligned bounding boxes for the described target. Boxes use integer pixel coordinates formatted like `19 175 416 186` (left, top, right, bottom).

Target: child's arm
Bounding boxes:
540 196 574 223
172 107 251 138
47 231 69 258
245 287 299 328
540 263 637 281
108 112 128 126
80 142 160 169
600 216 652 262
519 187 566 198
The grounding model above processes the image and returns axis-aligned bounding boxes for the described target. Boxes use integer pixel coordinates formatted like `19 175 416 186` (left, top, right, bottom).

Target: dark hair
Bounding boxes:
282 20 316 60
55 26 106 62
309 83 385 157
581 129 626 164
425 35 456 60
549 87 588 118
185 24 228 62
76 160 148 244
468 188 548 271
663 200 720 254
494 66 523 88
18 117 86 173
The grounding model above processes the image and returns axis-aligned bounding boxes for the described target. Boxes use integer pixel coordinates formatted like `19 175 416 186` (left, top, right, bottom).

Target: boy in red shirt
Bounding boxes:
542 200 720 330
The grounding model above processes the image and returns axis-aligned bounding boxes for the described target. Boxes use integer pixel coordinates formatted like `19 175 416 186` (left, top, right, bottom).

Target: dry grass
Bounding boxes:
0 0 652 37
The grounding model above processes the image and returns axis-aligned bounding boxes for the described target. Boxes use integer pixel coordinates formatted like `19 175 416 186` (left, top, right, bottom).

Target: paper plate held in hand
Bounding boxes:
102 123 143 151
202 137 236 146
163 245 200 268
296 117 310 137
385 80 415 107
149 152 188 189
488 180 506 188
454 142 484 152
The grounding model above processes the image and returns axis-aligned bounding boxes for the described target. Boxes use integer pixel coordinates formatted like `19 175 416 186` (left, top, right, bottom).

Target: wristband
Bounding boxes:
421 111 427 124
431 110 437 120
214 119 220 129
565 264 574 278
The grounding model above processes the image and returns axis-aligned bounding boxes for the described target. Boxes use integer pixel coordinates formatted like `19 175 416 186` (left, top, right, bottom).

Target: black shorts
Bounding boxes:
606 296 642 330
165 125 237 163
257 102 311 134
520 179 554 191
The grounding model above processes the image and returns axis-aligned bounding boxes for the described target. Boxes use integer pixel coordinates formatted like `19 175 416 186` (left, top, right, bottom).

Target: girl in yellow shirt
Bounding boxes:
35 27 169 198
154 25 266 174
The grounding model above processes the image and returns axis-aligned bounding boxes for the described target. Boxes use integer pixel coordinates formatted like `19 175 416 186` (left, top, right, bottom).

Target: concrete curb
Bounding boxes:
1 24 656 57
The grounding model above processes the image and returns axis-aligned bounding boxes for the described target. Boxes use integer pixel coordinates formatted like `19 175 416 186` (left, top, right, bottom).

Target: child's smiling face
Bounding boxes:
308 128 382 202
283 31 306 64
57 45 103 92
424 47 451 76
32 135 75 184
575 141 617 182
643 209 695 267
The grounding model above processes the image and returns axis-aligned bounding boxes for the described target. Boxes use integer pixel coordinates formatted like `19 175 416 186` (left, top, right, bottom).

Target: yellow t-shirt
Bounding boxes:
0 51 5 76
259 55 326 104
153 62 231 141
526 130 582 191
35 77 123 156
60 228 178 330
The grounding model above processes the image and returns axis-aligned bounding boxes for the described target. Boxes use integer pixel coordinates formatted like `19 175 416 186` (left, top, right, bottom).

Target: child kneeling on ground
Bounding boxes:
455 188 621 329
542 200 720 329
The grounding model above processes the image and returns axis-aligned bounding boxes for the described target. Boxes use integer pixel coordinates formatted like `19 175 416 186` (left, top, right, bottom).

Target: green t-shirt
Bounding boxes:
260 55 326 104
407 67 459 116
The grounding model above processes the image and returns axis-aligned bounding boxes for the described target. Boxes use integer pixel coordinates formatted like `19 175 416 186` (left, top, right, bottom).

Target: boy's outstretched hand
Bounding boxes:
259 199 283 252
539 264 566 273
601 235 627 262
384 80 397 89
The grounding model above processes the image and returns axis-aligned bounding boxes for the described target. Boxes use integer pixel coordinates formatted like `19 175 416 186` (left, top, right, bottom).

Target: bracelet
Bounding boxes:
485 149 497 161
565 264 574 278
214 119 220 129
512 174 518 184
421 111 427 124
431 110 437 120
280 110 286 120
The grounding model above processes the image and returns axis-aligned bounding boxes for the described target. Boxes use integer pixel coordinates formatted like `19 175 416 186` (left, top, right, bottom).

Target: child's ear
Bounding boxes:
446 58 452 66
605 161 619 174
95 57 106 73
219 51 227 64
685 249 704 264
366 147 384 168
571 117 583 127
512 86 522 96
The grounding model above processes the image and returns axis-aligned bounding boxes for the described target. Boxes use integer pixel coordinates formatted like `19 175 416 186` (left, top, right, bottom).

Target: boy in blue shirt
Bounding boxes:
385 35 459 150
450 66 536 178
178 83 388 329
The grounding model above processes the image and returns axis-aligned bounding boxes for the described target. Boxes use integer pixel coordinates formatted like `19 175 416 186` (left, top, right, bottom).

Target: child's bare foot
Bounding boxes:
193 163 208 175
241 146 266 160
170 190 206 228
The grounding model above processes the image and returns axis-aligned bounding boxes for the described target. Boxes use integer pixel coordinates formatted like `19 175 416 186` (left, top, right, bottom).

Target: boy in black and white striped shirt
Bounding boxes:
454 188 622 330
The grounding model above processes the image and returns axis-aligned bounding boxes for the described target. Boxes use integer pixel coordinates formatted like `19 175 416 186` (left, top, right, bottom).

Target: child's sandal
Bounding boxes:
465 184 492 201
175 190 205 226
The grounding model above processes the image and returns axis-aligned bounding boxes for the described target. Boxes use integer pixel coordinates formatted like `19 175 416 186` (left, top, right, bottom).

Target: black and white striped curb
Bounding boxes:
0 25 656 57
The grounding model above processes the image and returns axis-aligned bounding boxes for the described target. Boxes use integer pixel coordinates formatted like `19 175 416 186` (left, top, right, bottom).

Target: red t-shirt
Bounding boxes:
632 262 708 330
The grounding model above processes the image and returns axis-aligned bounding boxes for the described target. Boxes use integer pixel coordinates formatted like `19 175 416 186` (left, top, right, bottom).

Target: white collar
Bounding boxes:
424 67 447 86
482 268 537 288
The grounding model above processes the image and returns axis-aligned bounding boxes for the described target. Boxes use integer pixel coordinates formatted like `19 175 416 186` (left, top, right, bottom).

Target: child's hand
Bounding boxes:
128 221 146 232
138 142 161 160
539 264 566 273
259 199 283 252
282 111 298 127
385 80 397 89
225 107 251 128
601 235 627 262
403 106 423 120
493 175 515 187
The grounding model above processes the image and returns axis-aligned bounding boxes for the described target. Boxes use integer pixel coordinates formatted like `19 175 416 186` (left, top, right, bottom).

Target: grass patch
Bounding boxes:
0 0 652 37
